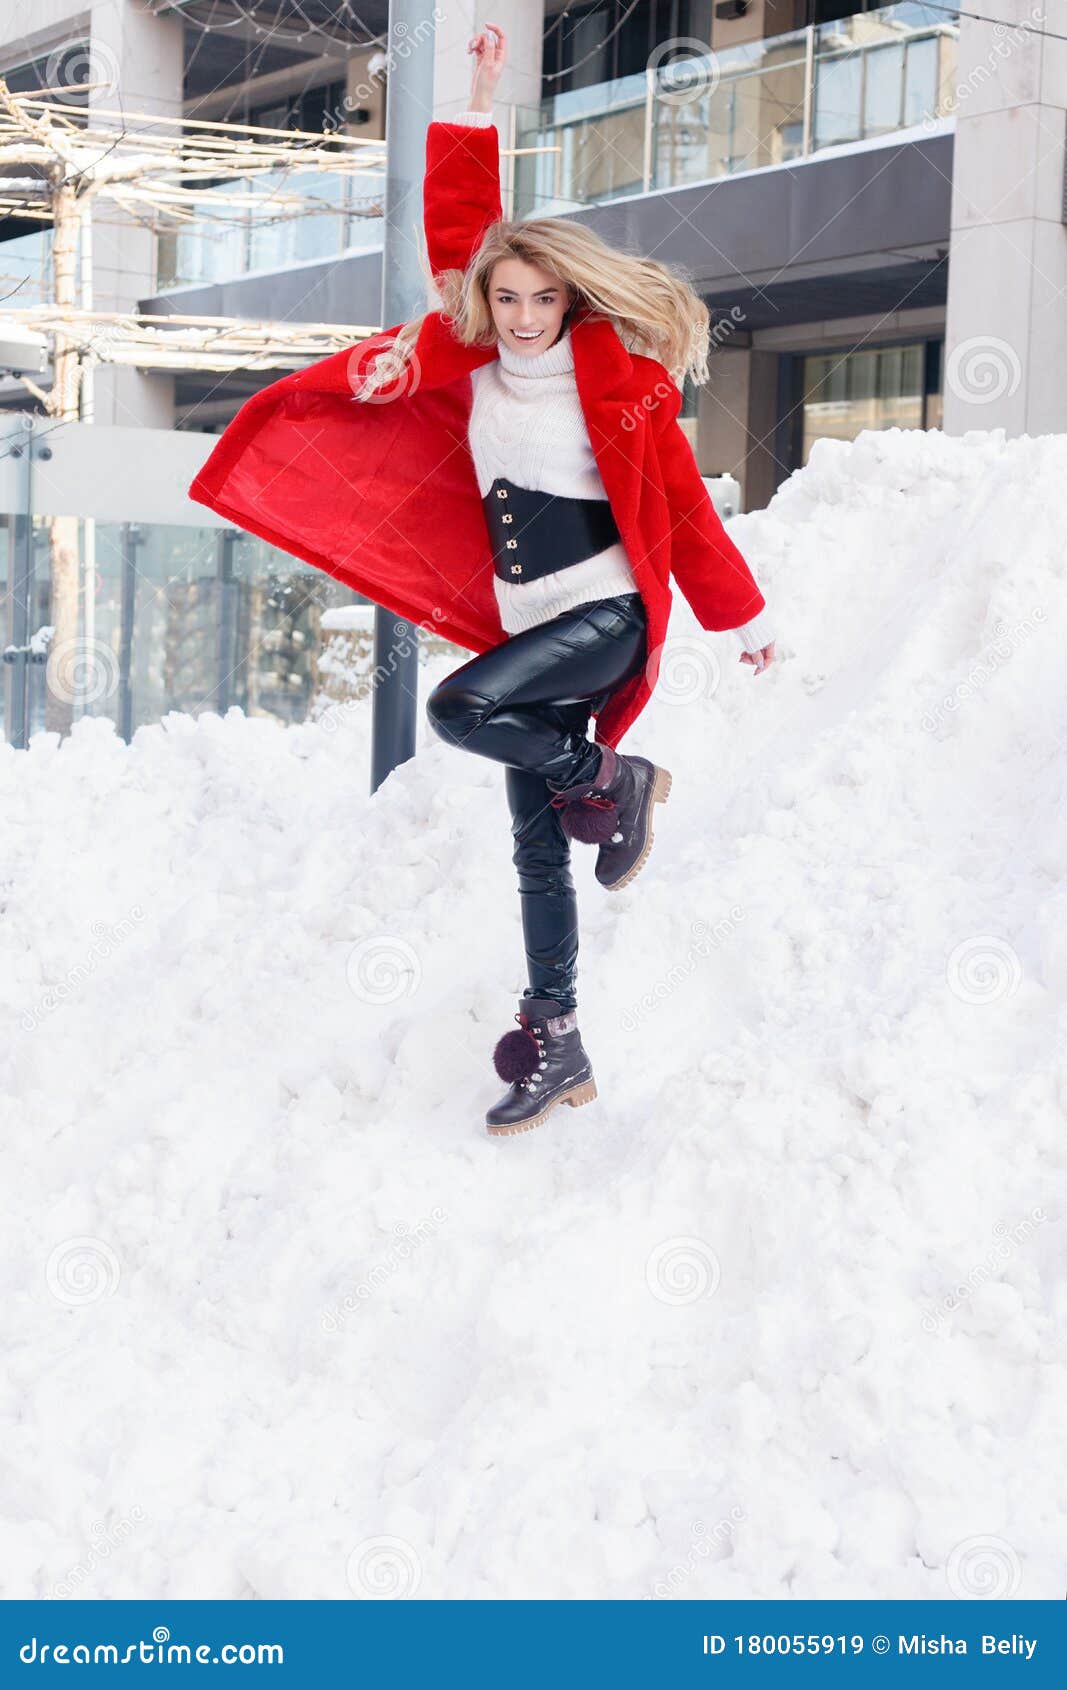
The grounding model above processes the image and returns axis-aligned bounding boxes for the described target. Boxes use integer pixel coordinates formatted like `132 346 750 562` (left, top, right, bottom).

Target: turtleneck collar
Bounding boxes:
496 322 574 378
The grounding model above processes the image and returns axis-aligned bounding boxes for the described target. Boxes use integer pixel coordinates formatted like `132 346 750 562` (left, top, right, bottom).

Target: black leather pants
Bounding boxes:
425 592 648 1013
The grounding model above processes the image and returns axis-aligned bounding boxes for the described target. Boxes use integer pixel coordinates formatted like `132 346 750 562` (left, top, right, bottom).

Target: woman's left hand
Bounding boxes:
740 642 775 673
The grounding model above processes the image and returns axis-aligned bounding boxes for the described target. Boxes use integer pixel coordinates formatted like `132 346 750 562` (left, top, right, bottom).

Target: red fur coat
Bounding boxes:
189 117 766 749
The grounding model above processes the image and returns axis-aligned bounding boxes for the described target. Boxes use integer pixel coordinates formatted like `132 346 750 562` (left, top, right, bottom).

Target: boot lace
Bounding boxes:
549 791 613 813
514 1011 550 1089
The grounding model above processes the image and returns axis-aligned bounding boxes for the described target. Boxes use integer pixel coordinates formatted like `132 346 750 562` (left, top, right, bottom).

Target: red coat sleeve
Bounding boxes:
652 385 766 632
424 119 503 280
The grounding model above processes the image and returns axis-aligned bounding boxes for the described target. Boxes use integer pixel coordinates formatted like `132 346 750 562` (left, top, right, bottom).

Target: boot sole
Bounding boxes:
486 1076 598 1136
598 765 672 891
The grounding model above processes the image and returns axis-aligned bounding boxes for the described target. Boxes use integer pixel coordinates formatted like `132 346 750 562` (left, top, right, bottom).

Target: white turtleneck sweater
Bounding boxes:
468 325 640 633
455 108 775 655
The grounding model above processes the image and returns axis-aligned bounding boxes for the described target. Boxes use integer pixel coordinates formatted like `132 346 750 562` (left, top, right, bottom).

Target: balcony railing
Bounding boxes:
150 4 958 291
514 3 959 216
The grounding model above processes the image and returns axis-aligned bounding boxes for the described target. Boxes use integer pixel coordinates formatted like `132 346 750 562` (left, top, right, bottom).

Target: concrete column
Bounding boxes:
88 0 184 428
697 344 781 512
943 0 1067 437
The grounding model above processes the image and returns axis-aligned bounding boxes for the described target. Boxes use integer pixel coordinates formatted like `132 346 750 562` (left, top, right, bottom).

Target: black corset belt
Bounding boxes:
481 476 621 585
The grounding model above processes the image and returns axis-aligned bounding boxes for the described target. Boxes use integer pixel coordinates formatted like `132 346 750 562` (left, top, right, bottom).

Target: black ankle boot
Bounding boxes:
549 744 672 890
485 995 597 1137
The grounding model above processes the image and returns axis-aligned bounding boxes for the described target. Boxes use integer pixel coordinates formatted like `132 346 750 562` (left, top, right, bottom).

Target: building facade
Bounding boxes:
1 0 1063 743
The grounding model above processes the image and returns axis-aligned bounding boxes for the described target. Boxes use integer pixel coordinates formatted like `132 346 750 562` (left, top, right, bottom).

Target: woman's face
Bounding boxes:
487 257 572 355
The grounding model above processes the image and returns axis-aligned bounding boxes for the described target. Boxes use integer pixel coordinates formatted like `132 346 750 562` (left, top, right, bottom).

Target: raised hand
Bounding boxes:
467 20 507 111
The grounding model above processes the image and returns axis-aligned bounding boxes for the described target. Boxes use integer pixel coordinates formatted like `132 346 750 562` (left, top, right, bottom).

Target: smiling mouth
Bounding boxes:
512 328 544 342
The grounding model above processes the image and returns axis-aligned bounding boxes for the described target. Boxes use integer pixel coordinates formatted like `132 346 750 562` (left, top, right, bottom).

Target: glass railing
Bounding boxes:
150 5 957 288
157 165 385 292
514 3 958 215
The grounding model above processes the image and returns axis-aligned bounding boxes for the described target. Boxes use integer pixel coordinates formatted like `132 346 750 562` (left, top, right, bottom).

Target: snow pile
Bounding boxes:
2 426 1065 1601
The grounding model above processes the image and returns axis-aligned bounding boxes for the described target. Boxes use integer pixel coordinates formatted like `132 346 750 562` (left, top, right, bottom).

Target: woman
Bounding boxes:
189 21 775 1140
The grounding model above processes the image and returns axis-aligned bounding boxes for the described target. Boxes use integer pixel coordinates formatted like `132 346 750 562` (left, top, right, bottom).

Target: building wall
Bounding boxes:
943 1 1067 438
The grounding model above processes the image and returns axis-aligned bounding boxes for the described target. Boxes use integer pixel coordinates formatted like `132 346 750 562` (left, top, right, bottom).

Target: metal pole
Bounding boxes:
801 25 815 159
216 527 238 715
371 0 435 796
9 416 35 750
642 67 654 194
118 522 141 742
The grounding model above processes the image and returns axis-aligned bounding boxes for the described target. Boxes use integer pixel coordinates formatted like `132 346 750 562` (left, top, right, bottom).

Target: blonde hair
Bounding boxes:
356 214 711 399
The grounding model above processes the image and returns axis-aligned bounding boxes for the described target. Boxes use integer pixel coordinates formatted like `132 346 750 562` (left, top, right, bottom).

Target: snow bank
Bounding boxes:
2 426 1064 1601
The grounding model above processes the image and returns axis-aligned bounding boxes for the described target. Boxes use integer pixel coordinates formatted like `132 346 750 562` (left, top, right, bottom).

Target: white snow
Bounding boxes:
2 424 1065 1601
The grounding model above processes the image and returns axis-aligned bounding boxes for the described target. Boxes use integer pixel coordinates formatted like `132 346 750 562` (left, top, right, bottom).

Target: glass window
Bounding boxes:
865 43 906 135
903 35 938 128
800 343 927 462
4 520 370 745
813 52 863 149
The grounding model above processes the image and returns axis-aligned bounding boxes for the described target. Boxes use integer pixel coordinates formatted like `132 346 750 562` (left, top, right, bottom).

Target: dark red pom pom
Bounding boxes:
554 795 619 845
492 1027 540 1081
